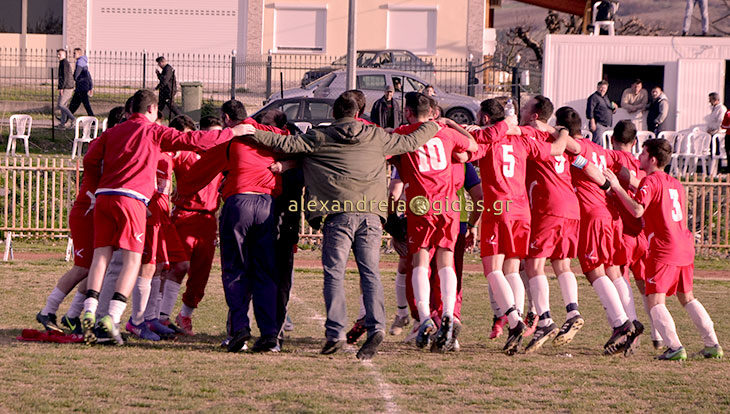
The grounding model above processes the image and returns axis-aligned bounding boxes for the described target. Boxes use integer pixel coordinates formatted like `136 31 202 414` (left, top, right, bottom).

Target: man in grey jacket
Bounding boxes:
246 94 439 360
56 49 75 128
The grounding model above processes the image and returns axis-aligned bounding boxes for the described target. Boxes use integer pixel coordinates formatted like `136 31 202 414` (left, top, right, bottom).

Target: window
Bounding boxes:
274 5 327 53
404 77 426 93
387 7 437 55
276 102 300 120
306 102 333 120
392 51 417 65
357 75 387 91
0 0 22 33
27 0 63 34
602 64 665 107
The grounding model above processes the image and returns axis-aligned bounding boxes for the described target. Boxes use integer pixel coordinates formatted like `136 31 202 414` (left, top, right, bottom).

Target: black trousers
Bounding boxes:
68 90 94 116
158 93 181 119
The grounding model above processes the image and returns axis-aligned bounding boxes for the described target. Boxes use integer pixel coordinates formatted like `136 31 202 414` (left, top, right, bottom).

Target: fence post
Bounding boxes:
142 50 147 89
231 50 236 100
511 57 521 114
467 59 475 97
50 67 55 141
265 54 272 100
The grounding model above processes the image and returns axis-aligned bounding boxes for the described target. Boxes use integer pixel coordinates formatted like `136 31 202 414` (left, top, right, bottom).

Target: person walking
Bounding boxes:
68 48 94 116
586 80 616 146
56 49 76 128
155 56 182 119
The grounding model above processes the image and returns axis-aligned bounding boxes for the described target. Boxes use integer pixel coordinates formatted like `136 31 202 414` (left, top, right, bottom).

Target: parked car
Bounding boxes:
272 69 480 124
300 50 435 87
252 97 336 131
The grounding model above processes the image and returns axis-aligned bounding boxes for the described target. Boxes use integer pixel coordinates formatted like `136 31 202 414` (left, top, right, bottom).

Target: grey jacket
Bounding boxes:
248 117 439 224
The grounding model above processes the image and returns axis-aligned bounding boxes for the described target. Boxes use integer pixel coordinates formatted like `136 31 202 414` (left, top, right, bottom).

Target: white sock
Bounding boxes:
97 254 121 316
521 271 536 314
83 297 98 315
143 276 161 321
557 272 580 319
486 270 518 328
642 296 661 341
412 266 431 322
650 304 682 350
613 277 638 321
505 272 525 316
438 267 457 319
159 280 181 320
108 298 127 325
42 288 66 315
395 272 409 317
488 284 502 317
685 299 719 347
357 294 366 320
181 303 195 318
529 275 552 327
592 276 628 328
131 277 152 325
65 291 86 318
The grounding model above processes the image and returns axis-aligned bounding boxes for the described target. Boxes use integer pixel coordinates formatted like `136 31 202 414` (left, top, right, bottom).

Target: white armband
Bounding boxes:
571 155 588 170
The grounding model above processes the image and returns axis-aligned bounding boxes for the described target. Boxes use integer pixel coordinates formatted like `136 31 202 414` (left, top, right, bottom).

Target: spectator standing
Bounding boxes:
56 49 75 128
371 85 401 128
586 80 616 145
620 79 648 131
155 56 182 119
68 48 94 116
682 0 709 36
646 86 669 135
706 92 727 135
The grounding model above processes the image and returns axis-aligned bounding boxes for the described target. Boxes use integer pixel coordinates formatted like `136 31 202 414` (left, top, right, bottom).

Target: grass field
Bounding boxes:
1 248 729 413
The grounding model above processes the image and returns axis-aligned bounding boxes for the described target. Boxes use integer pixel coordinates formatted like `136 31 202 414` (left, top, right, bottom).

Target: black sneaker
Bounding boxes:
36 312 63 333
346 318 367 344
227 329 252 353
503 321 526 356
553 314 584 347
525 322 559 354
252 336 280 353
604 320 634 355
61 315 83 335
623 320 645 357
321 339 345 355
430 316 453 353
356 330 385 360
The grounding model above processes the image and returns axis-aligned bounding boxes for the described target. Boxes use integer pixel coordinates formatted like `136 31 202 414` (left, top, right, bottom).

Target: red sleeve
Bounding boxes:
445 128 471 153
82 132 106 190
722 111 730 129
157 125 234 152
243 118 289 135
469 143 490 162
521 136 552 162
471 121 508 144
634 176 654 208
178 142 228 196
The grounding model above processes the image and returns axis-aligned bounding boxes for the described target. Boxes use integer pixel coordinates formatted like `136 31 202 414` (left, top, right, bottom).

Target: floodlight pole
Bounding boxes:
345 0 357 90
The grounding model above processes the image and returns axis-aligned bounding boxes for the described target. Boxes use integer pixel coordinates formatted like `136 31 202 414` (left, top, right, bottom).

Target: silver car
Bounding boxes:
267 69 480 124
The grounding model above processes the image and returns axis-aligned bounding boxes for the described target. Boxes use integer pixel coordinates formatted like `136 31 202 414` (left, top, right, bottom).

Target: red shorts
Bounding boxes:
142 221 189 265
578 215 623 273
480 218 530 258
528 215 579 260
645 259 693 296
93 195 146 253
407 213 459 255
69 207 94 268
621 232 648 282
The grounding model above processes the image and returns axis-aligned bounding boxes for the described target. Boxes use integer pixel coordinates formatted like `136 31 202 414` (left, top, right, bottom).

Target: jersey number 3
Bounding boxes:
668 188 683 222
417 138 447 172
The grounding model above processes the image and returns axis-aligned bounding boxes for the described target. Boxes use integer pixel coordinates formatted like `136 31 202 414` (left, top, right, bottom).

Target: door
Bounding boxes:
675 59 726 131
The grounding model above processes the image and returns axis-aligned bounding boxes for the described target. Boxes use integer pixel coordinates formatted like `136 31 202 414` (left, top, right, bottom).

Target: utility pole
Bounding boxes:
345 0 357 90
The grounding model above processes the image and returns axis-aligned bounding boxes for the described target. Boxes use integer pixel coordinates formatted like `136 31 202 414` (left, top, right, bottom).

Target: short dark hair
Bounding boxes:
107 106 126 129
56 48 65 54
333 95 359 119
633 79 643 85
342 90 366 116
709 92 720 101
73 48 82 54
221 99 247 122
597 80 608 87
480 99 505 123
404 92 431 118
263 109 288 128
652 86 663 91
555 106 582 137
169 115 197 132
155 56 166 63
124 96 134 114
612 120 637 144
642 138 672 168
131 89 157 113
199 115 224 130
532 95 554 122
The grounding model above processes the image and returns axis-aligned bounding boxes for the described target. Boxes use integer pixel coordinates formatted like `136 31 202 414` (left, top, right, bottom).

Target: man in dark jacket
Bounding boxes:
156 56 181 119
68 48 94 116
586 80 615 145
647 86 670 134
56 49 75 127
371 85 402 128
246 93 439 360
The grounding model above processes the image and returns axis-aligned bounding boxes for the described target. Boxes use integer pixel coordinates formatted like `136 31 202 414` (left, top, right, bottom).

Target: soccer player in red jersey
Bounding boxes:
606 138 723 360
79 89 251 345
468 97 569 355
391 92 476 351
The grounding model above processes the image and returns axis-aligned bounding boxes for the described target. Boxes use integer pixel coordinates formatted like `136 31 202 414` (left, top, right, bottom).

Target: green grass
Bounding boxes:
1 246 729 412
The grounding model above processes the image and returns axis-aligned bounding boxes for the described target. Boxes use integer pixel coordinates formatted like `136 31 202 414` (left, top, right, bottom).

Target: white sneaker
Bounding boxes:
389 314 410 335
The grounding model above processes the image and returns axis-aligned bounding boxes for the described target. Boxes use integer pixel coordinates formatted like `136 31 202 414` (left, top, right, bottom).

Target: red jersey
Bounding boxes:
721 110 730 130
522 126 579 220
172 151 223 213
634 171 694 265
83 113 233 204
148 152 174 226
570 138 620 219
610 150 645 237
394 122 470 215
470 122 552 221
71 138 102 215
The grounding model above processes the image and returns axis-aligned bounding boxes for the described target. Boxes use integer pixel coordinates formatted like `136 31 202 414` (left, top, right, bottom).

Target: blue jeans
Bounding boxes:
321 213 386 341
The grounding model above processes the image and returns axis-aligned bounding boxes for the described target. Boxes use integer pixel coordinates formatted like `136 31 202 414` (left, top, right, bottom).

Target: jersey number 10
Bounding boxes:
417 138 448 172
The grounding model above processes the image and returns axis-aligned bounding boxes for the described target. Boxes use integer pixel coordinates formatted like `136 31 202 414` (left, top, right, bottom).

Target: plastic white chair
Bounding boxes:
601 130 614 150
71 116 99 159
101 118 108 132
6 114 32 156
581 129 593 141
592 1 619 36
658 131 679 149
669 132 691 176
686 131 712 175
632 131 656 155
709 132 726 176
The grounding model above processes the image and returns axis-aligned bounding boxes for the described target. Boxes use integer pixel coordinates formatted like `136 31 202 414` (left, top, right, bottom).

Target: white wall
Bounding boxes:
543 35 730 132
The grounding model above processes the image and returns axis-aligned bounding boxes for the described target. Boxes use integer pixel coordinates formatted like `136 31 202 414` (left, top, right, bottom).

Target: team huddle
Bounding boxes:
33 87 723 361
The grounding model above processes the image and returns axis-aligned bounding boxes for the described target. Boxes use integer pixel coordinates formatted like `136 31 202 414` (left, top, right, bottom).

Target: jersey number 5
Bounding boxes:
502 145 515 178
417 138 448 172
668 188 683 222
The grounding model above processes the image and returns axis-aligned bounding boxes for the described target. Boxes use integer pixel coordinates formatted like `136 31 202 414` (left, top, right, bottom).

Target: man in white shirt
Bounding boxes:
706 92 727 135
